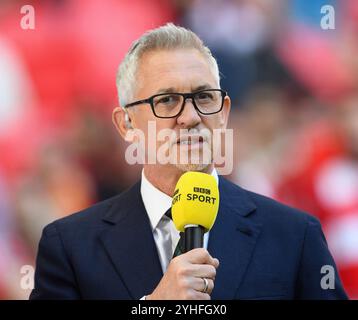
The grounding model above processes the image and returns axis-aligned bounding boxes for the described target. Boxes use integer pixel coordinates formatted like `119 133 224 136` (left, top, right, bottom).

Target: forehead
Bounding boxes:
135 49 217 96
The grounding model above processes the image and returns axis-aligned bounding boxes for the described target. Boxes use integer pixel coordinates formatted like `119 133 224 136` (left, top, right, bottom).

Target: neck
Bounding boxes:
143 164 214 196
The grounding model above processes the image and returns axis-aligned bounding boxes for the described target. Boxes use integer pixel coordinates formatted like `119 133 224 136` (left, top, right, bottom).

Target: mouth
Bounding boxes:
176 135 205 146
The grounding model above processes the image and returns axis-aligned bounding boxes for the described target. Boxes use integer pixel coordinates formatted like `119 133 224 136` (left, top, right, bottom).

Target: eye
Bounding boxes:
155 94 180 106
197 92 214 101
158 96 174 104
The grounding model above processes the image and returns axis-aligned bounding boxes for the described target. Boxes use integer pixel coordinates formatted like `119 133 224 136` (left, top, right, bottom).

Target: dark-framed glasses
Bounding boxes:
124 89 227 119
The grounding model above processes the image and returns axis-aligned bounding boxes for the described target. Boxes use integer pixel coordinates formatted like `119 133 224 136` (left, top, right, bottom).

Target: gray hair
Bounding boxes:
116 23 221 108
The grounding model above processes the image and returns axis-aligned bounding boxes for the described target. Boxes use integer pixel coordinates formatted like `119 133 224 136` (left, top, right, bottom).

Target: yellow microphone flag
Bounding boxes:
171 171 219 233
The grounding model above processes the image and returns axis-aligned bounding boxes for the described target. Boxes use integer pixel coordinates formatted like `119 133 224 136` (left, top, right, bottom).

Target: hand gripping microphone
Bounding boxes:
171 171 219 252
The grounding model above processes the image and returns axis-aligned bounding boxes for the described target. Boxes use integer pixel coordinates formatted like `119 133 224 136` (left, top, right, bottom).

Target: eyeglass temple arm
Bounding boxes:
125 98 151 109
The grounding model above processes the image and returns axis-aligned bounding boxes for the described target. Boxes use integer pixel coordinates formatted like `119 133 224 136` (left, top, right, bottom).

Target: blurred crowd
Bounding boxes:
0 0 357 299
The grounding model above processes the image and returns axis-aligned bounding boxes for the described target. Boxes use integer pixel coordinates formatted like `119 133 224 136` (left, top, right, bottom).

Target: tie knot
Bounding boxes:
164 208 172 220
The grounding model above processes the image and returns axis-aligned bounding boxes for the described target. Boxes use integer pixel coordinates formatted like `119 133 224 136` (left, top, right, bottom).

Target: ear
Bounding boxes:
220 95 231 128
112 107 132 140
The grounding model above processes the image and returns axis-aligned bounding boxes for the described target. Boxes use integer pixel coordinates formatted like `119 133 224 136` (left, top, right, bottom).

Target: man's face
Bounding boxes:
115 48 230 173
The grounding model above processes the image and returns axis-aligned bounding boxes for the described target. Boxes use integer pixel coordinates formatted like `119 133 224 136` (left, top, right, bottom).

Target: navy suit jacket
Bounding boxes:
30 176 348 299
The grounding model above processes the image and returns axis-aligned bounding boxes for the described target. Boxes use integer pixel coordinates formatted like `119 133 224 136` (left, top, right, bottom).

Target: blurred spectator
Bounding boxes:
276 96 358 298
230 86 292 197
180 0 293 106
0 172 32 299
0 36 34 135
13 142 96 252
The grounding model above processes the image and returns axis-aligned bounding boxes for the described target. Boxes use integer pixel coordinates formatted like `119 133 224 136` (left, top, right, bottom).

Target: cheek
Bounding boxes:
202 116 221 130
132 105 155 124
133 110 156 134
143 120 177 149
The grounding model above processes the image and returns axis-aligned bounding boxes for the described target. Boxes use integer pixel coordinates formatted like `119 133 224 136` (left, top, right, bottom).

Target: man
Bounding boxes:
30 23 347 300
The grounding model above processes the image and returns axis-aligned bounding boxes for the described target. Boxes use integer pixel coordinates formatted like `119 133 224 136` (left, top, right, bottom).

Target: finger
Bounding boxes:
212 258 219 269
189 289 211 300
186 248 218 266
192 277 214 295
189 264 216 279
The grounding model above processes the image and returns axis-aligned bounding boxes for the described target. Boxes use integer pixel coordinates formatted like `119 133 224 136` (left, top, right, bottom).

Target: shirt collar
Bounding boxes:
140 168 219 231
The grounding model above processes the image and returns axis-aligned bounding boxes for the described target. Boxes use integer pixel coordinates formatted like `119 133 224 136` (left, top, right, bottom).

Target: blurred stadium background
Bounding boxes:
0 0 357 299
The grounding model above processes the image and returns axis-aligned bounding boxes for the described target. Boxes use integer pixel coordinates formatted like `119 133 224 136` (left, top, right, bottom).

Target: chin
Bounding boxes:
170 143 213 172
173 162 211 173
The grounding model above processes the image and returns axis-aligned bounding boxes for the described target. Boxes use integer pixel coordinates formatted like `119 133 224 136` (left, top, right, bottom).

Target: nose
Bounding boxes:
176 98 202 129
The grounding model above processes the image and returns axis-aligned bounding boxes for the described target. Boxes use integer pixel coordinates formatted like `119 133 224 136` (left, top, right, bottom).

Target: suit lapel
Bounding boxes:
99 181 163 299
209 177 262 299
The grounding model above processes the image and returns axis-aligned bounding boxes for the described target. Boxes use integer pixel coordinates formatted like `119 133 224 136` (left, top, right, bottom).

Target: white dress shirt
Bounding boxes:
140 168 219 274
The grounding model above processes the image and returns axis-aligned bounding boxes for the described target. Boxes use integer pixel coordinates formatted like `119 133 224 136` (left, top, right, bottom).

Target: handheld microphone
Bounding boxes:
171 171 219 252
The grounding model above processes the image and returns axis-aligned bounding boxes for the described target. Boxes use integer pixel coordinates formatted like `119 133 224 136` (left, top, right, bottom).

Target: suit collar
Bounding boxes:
102 181 140 224
217 175 257 217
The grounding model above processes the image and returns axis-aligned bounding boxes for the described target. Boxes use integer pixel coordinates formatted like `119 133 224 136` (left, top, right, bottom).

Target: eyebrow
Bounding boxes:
192 84 213 91
155 84 213 95
155 87 177 94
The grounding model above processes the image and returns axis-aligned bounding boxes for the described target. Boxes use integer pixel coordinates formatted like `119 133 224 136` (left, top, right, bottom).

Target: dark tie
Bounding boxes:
165 208 185 258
